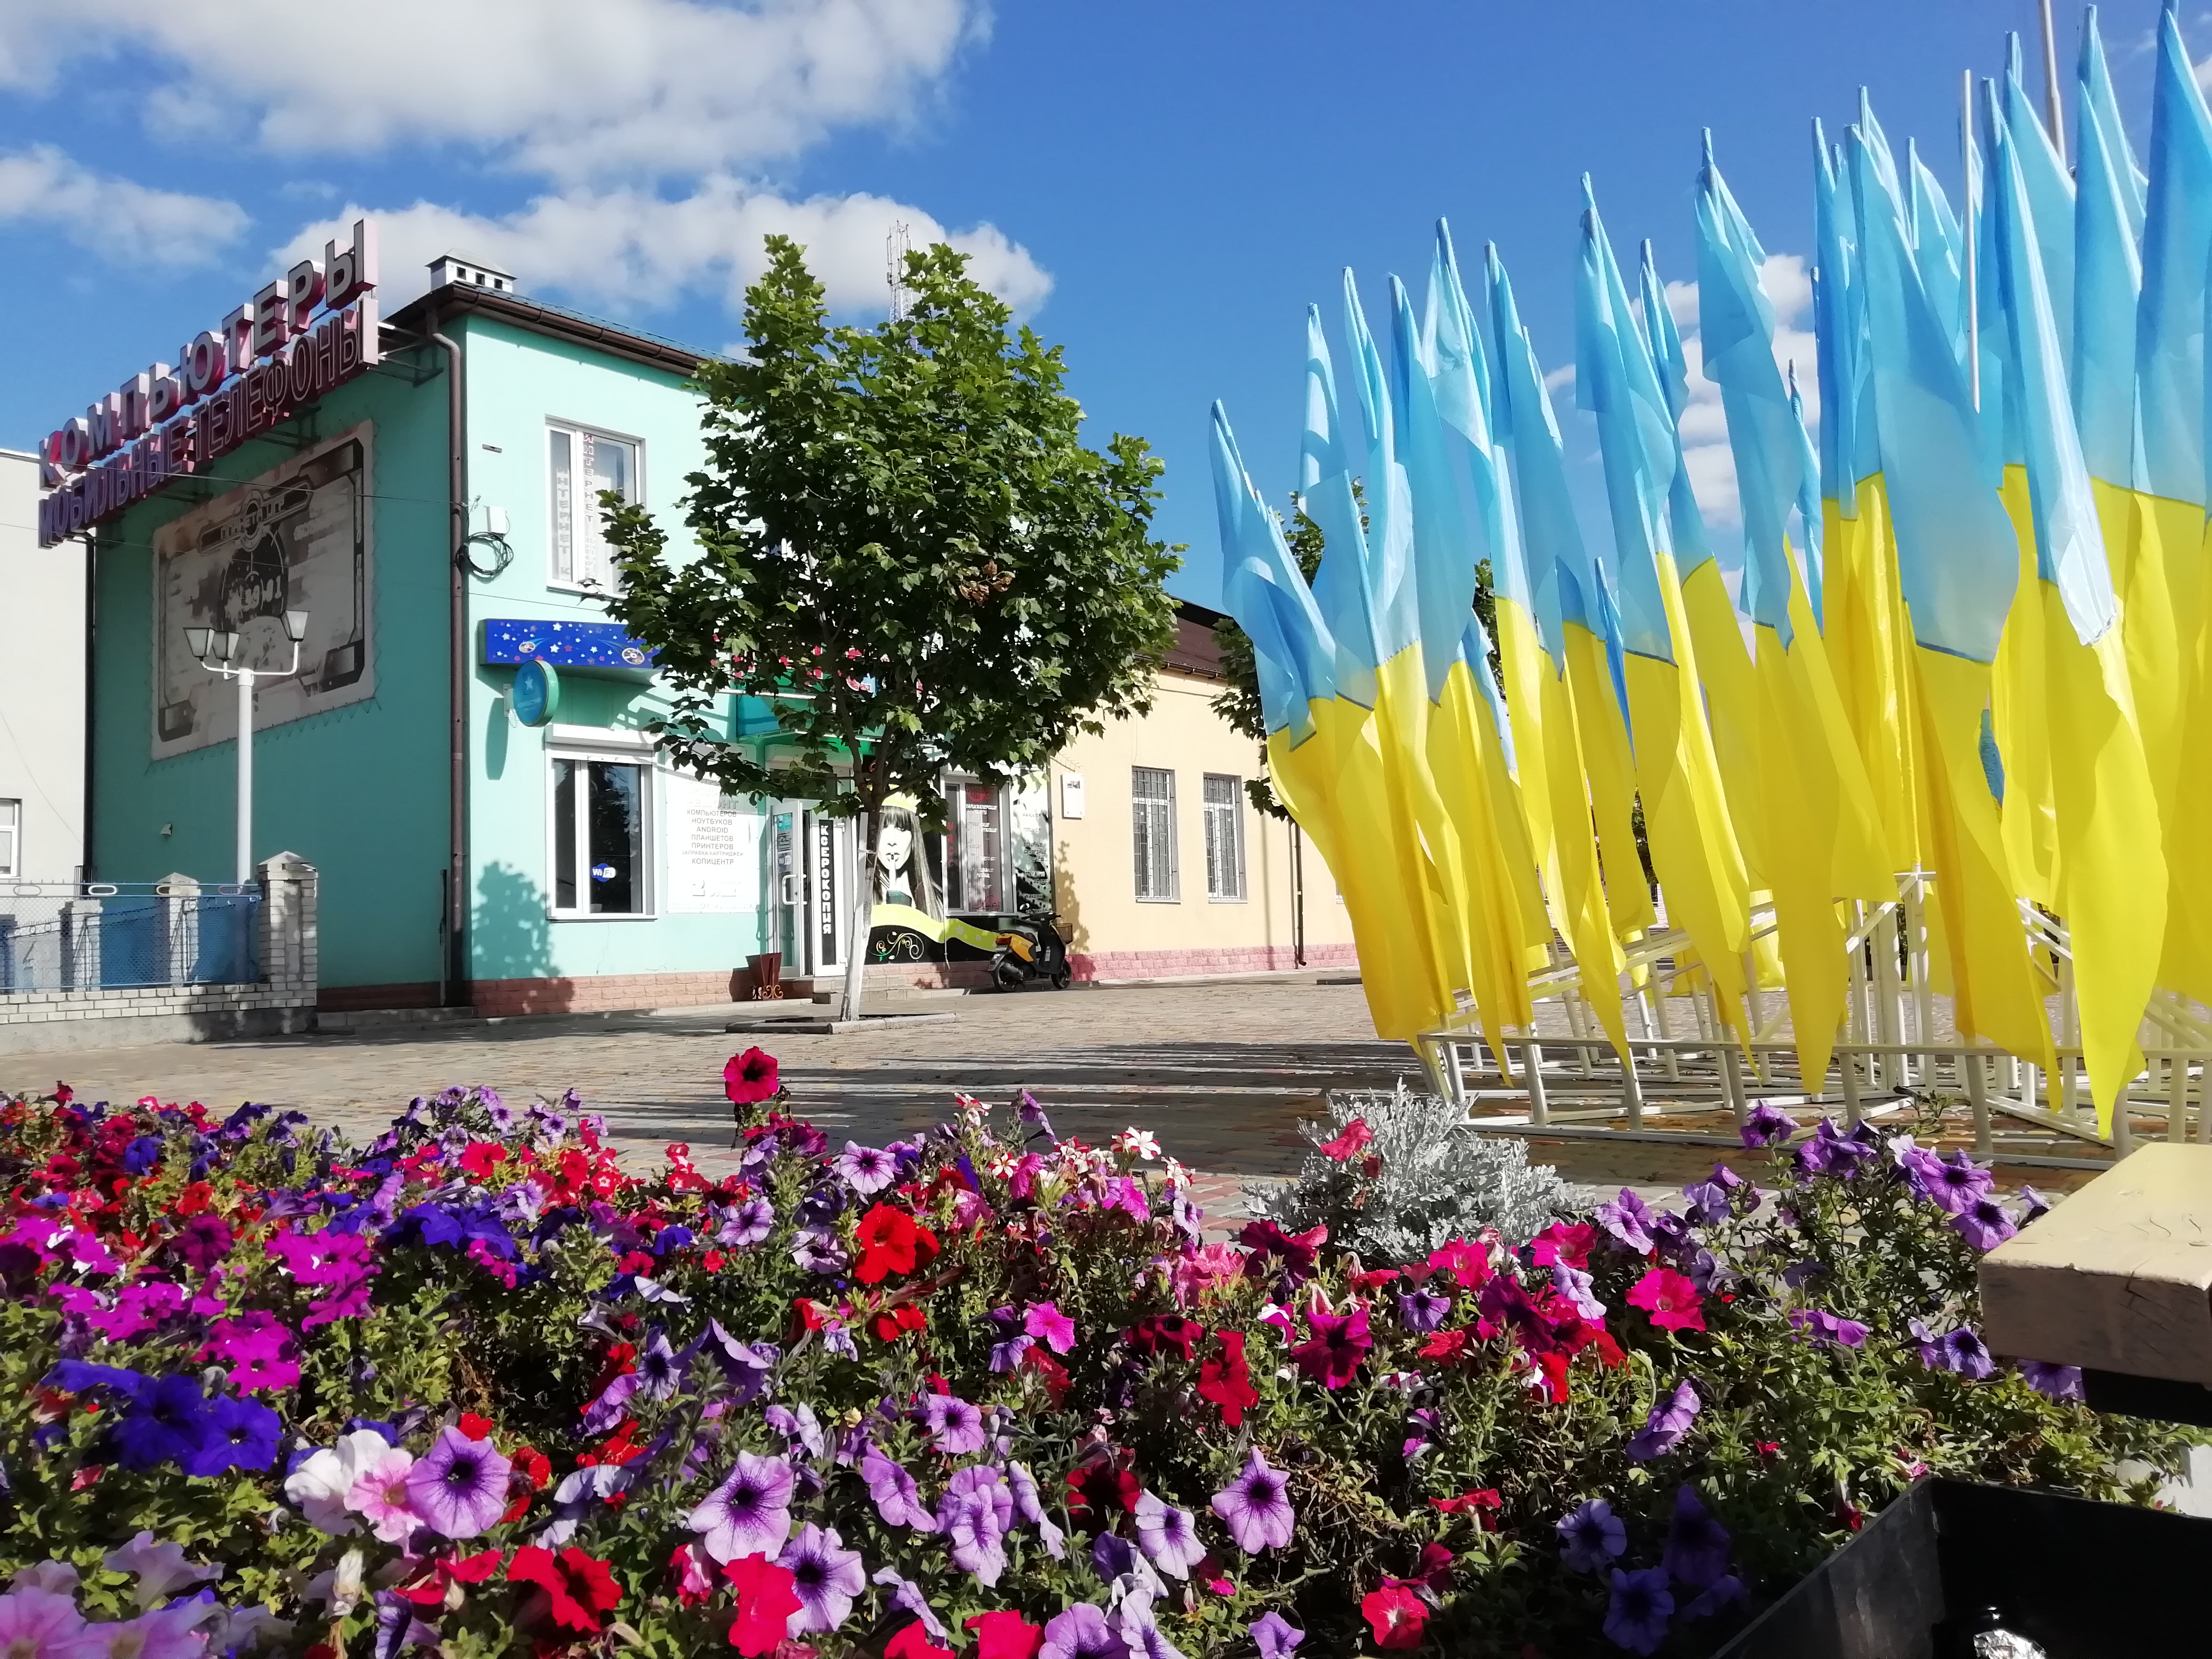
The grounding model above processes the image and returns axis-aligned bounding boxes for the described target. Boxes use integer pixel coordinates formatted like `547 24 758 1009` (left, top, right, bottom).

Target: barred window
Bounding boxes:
1132 767 1178 901
1202 773 1245 900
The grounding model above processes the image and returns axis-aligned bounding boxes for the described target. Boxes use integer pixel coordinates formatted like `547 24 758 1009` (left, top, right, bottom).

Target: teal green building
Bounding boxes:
81 261 827 1015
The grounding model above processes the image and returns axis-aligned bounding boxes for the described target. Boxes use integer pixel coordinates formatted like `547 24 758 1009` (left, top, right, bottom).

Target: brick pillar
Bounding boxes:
257 852 318 1001
159 872 200 986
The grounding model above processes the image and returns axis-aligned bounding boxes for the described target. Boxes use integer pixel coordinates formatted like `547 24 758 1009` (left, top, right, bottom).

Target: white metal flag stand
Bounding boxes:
1414 873 2211 1172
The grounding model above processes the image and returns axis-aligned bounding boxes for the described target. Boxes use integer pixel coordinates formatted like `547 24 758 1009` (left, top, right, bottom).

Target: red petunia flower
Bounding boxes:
966 1611 1044 1659
854 1204 922 1284
1362 1583 1429 1650
1418 1328 1472 1363
502 1444 551 1523
884 1623 956 1659
870 1303 927 1342
506 1546 622 1633
1065 1456 1140 1530
723 1554 802 1656
723 1048 782 1106
1127 1314 1205 1360
1626 1266 1707 1333
1430 1489 1501 1530
1197 1329 1260 1426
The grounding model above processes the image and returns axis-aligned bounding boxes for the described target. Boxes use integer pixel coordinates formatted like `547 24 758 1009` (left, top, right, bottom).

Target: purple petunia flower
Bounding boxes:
778 1523 866 1634
1940 1326 1997 1381
920 1393 987 1455
1626 1380 1701 1462
1007 1460 1067 1560
1552 1264 1606 1321
1788 1308 1869 1349
834 1143 898 1195
405 1426 512 1540
2018 1184 2052 1220
1557 1497 1628 1574
1685 1574 1747 1620
1951 1197 2018 1252
1396 1288 1451 1333
716 1199 774 1249
861 1448 935 1532
1780 1259 1826 1288
1907 1318 1945 1368
1660 1486 1732 1589
1040 1603 1129 1659
873 1568 950 1641
2019 1359 2084 1400
1211 1448 1295 1554
687 1451 795 1562
631 1327 686 1403
945 1489 1008 1586
1249 1612 1304 1657
112 1375 210 1472
1681 1180 1732 1228
1741 1103 1798 1148
1925 1151 1996 1217
991 1334 1034 1372
765 1403 826 1461
1134 1489 1208 1579
791 1226 848 1275
182 1394 281 1478
1604 1566 1675 1655
1595 1188 1657 1253
1018 1091 1057 1143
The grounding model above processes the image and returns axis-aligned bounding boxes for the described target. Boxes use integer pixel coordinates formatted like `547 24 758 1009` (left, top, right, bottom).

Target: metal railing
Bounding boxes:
0 881 261 993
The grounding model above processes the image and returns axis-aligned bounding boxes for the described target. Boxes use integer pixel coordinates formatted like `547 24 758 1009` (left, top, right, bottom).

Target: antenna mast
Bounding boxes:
886 221 912 321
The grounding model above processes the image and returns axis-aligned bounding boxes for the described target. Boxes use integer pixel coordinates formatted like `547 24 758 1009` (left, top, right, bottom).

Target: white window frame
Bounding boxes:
1132 766 1179 903
1202 773 1246 902
546 419 645 594
0 800 18 879
546 741 657 920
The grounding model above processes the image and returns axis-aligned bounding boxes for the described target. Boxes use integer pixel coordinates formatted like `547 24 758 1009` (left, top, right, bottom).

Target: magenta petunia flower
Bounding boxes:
1134 1490 1208 1580
1024 1301 1077 1354
1288 1309 1371 1389
777 1523 865 1634
688 1450 796 1562
1210 1449 1295 1554
405 1426 513 1539
920 1392 987 1455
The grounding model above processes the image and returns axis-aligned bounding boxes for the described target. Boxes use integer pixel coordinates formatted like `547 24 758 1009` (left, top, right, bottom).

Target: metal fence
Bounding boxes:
0 882 261 993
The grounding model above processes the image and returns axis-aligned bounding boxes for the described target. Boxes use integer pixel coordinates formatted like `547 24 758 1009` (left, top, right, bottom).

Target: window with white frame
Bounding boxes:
1132 767 1178 901
548 424 641 590
0 801 17 878
1202 773 1246 901
550 756 650 915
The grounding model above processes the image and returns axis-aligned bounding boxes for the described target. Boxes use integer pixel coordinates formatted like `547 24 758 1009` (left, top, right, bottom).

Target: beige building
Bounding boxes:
1046 600 1355 981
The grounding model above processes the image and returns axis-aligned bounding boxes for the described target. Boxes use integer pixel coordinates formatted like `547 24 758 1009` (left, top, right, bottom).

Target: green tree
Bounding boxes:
601 236 1180 1019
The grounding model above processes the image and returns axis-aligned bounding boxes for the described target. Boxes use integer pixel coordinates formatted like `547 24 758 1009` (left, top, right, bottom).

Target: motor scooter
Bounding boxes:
989 911 1073 991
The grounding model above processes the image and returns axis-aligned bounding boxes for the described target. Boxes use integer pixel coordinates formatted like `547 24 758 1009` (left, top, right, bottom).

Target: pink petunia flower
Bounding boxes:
1022 1301 1076 1355
1627 1267 1706 1333
346 1449 421 1543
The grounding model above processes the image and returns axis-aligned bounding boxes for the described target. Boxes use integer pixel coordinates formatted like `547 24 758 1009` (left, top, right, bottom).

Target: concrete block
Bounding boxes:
1980 1143 2212 1385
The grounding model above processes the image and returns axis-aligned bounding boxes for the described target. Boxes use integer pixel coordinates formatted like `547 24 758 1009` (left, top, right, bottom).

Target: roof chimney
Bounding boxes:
427 254 517 296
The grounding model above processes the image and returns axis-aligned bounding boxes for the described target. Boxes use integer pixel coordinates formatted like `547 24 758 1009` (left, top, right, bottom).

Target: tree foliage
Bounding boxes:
601 235 1180 828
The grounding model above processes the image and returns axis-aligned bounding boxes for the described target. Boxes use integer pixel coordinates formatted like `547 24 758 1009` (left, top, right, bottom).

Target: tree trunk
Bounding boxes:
837 765 877 1026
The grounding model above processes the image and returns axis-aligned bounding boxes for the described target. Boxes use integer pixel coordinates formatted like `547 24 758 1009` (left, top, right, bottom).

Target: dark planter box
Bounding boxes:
1716 1478 2212 1658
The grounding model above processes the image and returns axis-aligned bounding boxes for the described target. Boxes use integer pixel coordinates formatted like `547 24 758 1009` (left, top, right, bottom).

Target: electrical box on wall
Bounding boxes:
1060 772 1086 820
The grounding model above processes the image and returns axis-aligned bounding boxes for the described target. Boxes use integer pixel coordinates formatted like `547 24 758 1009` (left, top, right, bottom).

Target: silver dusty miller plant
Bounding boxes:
1249 1083 1574 1263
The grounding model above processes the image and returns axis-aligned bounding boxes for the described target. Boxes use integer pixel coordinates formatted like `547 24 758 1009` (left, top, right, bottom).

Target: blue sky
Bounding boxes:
0 1 2194 602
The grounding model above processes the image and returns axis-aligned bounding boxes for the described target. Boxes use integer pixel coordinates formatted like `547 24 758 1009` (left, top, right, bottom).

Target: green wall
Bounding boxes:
91 349 453 992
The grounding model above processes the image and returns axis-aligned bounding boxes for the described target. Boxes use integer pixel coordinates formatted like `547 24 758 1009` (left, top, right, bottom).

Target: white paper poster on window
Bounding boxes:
665 771 763 914
150 423 375 759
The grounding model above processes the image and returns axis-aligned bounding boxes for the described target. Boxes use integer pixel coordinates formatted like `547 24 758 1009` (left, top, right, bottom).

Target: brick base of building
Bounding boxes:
1068 943 1356 982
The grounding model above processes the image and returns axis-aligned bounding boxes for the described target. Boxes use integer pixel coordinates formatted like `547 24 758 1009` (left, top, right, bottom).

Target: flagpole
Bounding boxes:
2039 0 2066 163
1963 68 1980 411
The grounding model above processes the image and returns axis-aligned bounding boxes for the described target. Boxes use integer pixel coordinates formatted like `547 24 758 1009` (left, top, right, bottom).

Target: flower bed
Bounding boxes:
0 1063 2193 1658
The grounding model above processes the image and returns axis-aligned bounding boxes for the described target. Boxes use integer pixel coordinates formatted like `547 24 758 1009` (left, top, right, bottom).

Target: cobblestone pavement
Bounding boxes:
0 978 2089 1227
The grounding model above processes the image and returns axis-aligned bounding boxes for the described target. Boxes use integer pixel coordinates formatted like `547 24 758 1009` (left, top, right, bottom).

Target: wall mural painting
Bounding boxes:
151 423 374 760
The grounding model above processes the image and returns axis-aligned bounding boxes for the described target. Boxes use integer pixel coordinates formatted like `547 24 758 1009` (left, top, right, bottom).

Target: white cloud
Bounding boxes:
271 180 1051 322
1657 253 1817 529
1 0 979 186
0 144 246 265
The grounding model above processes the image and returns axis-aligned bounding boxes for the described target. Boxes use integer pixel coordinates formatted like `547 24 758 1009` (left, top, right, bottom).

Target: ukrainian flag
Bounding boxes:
1698 135 1892 1090
1576 180 1752 1028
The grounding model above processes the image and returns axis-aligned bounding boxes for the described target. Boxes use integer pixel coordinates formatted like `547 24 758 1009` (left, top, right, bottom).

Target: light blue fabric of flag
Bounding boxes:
2137 7 2212 508
1343 269 1421 664
2002 32 2077 367
1812 123 1872 509
1991 99 2121 647
1908 138 1967 370
1212 403 1339 742
1485 244 1582 668
1787 363 1825 631
1695 131 1800 649
2073 5 2144 488
2080 5 2145 238
1574 175 1677 664
1638 240 1722 583
1301 304 1384 707
1846 120 2020 665
1388 273 1482 699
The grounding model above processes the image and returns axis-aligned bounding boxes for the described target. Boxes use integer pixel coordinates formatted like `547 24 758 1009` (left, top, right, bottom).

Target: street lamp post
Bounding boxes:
185 610 309 884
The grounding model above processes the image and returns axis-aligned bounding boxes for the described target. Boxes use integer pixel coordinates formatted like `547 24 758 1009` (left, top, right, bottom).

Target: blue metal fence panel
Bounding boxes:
0 885 261 992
